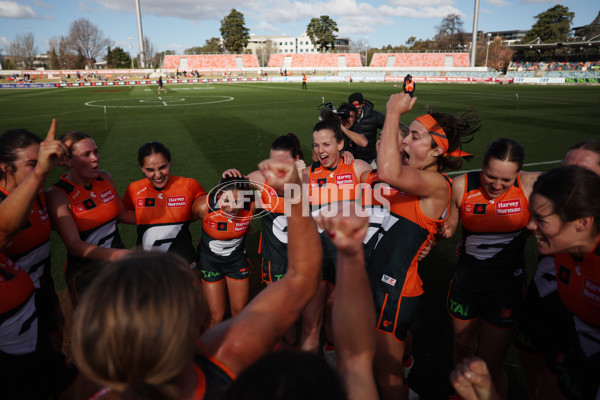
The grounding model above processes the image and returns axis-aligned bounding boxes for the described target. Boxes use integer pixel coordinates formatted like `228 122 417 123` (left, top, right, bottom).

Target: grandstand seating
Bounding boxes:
267 53 362 68
338 70 385 79
163 54 259 70
370 53 470 68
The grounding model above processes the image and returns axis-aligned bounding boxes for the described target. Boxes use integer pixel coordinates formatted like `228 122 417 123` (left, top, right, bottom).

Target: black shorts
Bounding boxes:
200 257 250 283
373 291 420 341
514 280 574 360
261 258 287 283
447 276 524 328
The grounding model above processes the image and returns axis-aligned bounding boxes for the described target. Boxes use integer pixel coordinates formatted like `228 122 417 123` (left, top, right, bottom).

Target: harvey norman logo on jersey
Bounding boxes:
167 196 187 207
495 199 523 215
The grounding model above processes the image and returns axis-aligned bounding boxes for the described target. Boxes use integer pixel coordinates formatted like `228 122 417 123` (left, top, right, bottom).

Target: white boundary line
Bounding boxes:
84 95 234 109
446 160 562 176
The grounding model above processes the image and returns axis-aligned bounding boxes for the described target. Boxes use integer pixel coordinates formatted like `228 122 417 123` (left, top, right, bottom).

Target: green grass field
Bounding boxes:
1 82 599 398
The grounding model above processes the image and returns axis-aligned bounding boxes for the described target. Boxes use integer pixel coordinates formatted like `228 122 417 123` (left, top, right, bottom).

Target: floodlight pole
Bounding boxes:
135 0 145 68
471 0 480 67
365 36 368 67
485 33 491 68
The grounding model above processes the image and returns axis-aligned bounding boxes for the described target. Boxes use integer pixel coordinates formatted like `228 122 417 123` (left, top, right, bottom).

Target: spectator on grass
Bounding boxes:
348 92 385 165
71 155 324 400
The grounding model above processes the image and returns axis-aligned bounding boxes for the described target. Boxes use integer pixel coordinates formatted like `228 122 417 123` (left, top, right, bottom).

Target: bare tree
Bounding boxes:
434 14 465 50
142 37 156 68
67 18 110 68
49 35 78 69
9 33 38 69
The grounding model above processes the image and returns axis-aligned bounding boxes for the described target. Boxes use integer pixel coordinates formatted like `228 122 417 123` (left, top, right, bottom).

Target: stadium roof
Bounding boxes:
509 40 600 50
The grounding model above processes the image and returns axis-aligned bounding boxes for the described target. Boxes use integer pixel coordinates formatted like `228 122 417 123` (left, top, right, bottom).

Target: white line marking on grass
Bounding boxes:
446 160 562 176
84 96 234 108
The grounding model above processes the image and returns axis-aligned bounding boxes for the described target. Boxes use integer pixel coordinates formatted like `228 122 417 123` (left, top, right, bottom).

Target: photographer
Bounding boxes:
348 92 385 164
319 102 368 157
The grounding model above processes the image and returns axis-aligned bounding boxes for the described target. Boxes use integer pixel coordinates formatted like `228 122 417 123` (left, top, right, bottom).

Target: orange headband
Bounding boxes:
414 114 473 160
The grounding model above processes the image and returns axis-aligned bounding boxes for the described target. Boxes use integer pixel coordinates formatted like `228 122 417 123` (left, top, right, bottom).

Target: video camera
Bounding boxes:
318 101 351 121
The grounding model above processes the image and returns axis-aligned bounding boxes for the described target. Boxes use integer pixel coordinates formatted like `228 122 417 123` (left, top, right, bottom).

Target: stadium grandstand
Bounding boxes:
162 54 259 71
369 52 471 68
267 53 362 68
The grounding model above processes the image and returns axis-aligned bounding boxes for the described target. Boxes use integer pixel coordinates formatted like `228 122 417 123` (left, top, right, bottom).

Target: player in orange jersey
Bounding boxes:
46 130 131 305
527 166 600 400
303 118 372 360
0 120 95 400
122 142 206 267
372 93 479 400
441 138 540 398
196 175 254 327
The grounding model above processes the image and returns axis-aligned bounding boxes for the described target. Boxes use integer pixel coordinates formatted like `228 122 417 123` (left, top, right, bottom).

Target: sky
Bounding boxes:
1 0 598 57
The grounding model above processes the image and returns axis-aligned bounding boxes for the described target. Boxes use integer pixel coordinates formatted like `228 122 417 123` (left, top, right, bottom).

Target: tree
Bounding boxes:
50 47 59 70
220 9 250 53
142 37 156 68
9 33 38 69
577 11 600 40
109 47 132 68
67 18 111 68
106 46 113 68
521 5 574 44
184 38 223 54
306 16 339 52
434 14 465 50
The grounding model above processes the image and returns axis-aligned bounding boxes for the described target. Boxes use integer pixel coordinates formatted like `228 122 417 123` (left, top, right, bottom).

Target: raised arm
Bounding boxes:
316 210 378 400
200 156 322 375
377 93 449 215
0 119 67 249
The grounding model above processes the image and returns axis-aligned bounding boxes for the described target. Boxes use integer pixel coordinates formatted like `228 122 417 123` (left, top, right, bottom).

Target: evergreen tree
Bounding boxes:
220 9 250 53
106 45 113 68
522 5 574 43
306 16 339 52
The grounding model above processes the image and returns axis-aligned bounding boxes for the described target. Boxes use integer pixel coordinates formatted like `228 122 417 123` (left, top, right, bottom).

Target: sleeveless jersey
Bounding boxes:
0 189 50 290
89 351 235 400
197 192 252 266
51 175 124 269
258 181 289 265
554 240 600 328
193 351 236 399
309 161 360 259
368 177 450 298
456 171 530 289
0 254 38 355
124 176 205 264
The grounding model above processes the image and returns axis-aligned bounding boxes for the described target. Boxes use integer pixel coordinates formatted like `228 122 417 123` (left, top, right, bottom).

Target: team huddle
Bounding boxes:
0 92 598 400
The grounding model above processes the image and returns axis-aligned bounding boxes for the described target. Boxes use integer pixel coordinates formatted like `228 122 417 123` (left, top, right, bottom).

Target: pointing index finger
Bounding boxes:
45 119 57 141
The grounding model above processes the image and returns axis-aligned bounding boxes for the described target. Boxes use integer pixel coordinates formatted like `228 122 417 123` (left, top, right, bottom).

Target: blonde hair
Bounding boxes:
71 252 209 398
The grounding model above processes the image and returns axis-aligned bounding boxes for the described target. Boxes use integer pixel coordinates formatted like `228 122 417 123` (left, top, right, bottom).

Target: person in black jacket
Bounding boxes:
348 93 385 164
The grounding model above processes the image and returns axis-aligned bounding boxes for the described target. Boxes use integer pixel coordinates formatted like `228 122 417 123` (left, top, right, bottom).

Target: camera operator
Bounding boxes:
319 103 368 155
348 93 385 165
